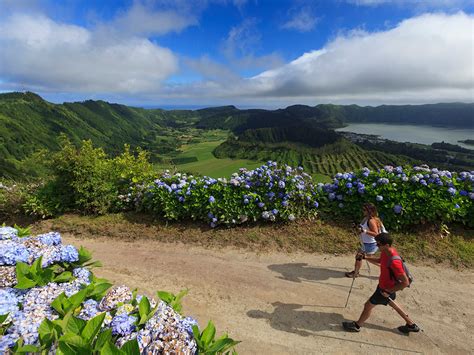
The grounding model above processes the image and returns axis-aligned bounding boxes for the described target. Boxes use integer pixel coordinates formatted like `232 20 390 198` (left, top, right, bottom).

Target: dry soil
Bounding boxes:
63 234 474 354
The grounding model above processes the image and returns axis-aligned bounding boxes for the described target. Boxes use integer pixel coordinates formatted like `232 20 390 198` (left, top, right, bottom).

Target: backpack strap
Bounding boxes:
387 255 402 281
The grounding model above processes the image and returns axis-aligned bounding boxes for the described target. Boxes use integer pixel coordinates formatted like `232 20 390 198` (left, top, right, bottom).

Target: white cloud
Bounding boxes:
158 12 474 105
282 7 318 32
221 18 284 71
244 12 474 102
346 0 473 10
0 13 178 93
110 2 197 36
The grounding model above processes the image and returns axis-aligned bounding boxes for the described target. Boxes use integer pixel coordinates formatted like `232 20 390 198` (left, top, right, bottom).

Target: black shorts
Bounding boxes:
369 286 396 306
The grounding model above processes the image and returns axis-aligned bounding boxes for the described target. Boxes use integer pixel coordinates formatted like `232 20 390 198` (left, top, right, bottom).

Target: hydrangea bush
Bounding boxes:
134 162 320 227
317 165 474 229
0 227 238 354
130 162 473 230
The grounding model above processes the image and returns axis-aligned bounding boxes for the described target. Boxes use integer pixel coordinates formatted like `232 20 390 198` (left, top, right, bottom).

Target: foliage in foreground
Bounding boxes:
0 227 239 354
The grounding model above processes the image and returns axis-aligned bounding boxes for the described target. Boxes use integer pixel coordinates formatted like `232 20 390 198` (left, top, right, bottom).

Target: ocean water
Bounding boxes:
336 123 474 149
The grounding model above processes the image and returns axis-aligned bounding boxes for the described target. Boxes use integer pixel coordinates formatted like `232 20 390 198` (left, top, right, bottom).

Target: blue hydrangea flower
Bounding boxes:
37 232 62 246
447 187 456 196
0 241 30 265
0 227 18 241
73 267 91 283
111 314 137 336
60 245 79 263
0 289 19 316
393 205 403 214
0 334 17 352
78 299 100 320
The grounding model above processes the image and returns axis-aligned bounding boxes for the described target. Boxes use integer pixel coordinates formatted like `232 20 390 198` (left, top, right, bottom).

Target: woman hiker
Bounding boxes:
345 203 386 278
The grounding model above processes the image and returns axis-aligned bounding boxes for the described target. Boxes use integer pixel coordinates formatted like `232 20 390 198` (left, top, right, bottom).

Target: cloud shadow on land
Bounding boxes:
247 302 421 353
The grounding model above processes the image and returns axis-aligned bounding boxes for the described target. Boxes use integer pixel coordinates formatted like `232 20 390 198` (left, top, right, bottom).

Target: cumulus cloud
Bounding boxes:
282 7 319 32
157 12 473 105
110 2 197 36
244 12 474 102
0 13 178 93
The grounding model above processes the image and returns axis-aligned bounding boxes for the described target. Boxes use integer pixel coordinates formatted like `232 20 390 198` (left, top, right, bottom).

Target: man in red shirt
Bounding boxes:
342 233 419 334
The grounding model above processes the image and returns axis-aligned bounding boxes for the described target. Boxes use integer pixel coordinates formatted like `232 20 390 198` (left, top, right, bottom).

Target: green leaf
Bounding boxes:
192 325 204 349
54 271 73 283
207 338 240 353
14 344 40 353
156 291 173 304
94 328 113 351
0 313 9 324
138 296 151 325
201 321 216 347
58 333 91 354
78 246 92 265
100 340 124 355
120 339 140 355
66 316 87 335
51 293 68 316
87 282 113 301
81 312 106 344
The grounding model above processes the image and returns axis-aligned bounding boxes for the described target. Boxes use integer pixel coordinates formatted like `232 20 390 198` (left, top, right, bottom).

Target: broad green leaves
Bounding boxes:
192 321 240 355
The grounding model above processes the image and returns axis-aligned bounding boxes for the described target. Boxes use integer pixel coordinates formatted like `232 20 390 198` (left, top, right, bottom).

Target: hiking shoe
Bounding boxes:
398 323 420 334
342 321 361 332
345 271 359 278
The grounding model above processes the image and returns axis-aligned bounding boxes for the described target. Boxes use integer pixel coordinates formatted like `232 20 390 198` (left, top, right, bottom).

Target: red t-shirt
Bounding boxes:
379 248 405 290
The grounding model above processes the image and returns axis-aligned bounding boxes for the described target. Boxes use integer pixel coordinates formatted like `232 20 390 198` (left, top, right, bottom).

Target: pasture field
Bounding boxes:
157 136 331 182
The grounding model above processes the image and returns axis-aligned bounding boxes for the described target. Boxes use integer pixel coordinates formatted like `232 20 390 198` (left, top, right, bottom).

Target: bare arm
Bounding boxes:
365 219 380 236
380 274 410 297
364 254 380 267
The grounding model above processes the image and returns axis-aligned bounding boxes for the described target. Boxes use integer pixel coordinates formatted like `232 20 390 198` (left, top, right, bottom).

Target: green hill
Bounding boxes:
1 92 472 179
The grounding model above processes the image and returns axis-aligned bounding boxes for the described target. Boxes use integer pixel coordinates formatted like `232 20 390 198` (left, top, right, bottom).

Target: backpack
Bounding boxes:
387 255 414 287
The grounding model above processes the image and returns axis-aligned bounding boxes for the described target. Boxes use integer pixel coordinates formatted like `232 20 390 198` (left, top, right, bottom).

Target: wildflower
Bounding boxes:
288 214 295 221
393 205 403 214
208 196 215 203
376 195 383 202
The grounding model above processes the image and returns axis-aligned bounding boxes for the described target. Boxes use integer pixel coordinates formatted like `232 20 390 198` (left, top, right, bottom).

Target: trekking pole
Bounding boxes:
344 273 357 308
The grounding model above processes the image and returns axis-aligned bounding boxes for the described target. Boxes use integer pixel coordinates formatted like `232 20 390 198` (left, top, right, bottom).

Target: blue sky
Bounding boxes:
0 0 473 108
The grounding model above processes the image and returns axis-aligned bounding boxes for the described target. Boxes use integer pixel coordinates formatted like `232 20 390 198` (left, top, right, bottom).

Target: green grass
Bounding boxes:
156 140 263 178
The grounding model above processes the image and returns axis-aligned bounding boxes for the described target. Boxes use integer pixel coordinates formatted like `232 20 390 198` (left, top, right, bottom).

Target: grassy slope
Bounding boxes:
156 139 263 178
22 213 474 268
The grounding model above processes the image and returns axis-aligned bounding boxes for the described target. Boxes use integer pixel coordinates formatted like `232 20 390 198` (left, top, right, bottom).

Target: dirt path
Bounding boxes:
63 235 474 354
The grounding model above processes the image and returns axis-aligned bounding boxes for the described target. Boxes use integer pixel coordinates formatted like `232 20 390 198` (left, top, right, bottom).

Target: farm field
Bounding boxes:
157 139 331 182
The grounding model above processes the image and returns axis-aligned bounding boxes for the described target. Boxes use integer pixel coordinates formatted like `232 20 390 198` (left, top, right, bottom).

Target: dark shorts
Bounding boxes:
369 286 396 306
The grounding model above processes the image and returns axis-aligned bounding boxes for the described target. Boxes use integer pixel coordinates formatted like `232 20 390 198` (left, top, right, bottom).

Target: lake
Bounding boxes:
335 123 474 149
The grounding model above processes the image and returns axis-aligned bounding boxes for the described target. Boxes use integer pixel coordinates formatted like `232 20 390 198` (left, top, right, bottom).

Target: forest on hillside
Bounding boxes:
1 91 473 180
